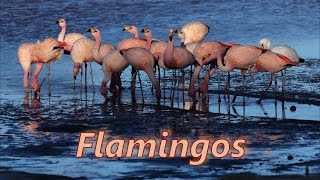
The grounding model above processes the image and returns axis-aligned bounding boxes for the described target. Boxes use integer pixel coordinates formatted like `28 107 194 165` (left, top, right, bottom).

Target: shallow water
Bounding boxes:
1 0 320 179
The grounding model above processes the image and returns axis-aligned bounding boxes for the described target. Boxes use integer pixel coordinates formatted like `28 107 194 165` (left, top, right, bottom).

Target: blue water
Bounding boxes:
1 0 319 58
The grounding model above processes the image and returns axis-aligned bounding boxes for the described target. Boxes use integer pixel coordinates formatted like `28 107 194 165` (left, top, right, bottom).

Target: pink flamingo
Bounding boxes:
56 19 86 53
180 22 210 45
175 29 199 53
100 50 129 100
17 38 67 95
120 47 161 104
117 26 151 92
203 45 267 104
252 45 303 102
117 25 149 50
188 41 238 100
87 28 117 92
163 28 195 101
88 28 116 65
141 28 168 92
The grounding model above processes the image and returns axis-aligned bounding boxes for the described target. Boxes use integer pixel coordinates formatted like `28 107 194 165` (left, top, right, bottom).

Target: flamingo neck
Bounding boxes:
216 54 232 72
164 37 174 64
132 29 139 38
179 36 185 46
94 35 101 49
58 26 66 42
146 37 152 50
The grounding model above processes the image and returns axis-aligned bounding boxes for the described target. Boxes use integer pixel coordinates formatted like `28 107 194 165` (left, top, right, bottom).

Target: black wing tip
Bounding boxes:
299 58 305 63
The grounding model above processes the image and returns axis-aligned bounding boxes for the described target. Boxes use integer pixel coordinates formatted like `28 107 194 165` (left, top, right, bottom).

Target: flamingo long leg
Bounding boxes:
281 70 286 102
131 70 138 103
33 62 44 94
257 73 273 103
84 62 87 92
163 69 166 100
242 70 246 107
90 62 95 93
137 71 145 104
47 63 51 96
181 69 185 105
100 73 112 100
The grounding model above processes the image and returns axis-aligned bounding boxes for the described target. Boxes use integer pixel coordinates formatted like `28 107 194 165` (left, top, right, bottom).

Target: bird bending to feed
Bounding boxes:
100 50 129 100
120 47 161 104
71 37 95 79
17 38 67 94
188 41 238 99
56 19 86 53
180 22 210 45
202 45 267 105
141 28 168 88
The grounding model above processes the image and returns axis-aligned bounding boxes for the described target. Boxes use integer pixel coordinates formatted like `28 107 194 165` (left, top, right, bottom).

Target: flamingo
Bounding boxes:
141 28 168 93
100 50 129 100
252 44 303 102
117 25 151 93
163 28 195 101
203 45 267 105
87 28 118 92
257 38 304 102
119 47 161 104
56 19 86 53
117 25 149 50
188 41 238 100
88 28 116 65
71 37 95 79
175 29 199 53
180 22 210 45
17 38 67 95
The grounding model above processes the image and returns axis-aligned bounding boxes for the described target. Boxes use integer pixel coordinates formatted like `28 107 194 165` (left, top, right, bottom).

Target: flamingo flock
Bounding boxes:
17 19 304 105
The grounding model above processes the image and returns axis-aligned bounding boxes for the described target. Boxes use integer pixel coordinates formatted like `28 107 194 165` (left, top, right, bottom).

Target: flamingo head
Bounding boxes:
174 29 185 41
56 19 66 28
87 28 100 39
169 28 175 41
259 38 271 49
202 53 211 61
123 26 138 37
141 28 152 39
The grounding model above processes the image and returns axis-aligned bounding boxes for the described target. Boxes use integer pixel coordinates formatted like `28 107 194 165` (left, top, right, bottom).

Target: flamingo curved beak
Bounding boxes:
87 28 97 33
169 32 174 41
174 30 182 34
123 26 130 31
299 58 305 63
141 29 149 33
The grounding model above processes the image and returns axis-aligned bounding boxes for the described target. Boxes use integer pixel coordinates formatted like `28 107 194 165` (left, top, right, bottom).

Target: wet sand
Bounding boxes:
1 86 319 179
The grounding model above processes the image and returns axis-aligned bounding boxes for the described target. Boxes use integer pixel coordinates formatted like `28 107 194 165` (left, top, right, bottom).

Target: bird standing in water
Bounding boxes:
252 45 303 102
17 38 67 96
120 47 161 104
202 45 266 105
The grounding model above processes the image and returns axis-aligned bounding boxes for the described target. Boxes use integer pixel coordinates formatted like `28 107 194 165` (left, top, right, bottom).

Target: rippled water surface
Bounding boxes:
1 0 320 179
